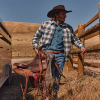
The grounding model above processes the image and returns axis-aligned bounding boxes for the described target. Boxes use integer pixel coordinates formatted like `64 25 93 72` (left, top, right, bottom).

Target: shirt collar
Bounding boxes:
51 19 66 27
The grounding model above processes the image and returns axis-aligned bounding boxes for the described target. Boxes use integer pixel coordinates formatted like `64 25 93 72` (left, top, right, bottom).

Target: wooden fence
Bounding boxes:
68 3 100 79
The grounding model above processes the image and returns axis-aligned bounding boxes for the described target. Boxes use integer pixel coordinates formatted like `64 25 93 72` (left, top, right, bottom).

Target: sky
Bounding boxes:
0 0 100 30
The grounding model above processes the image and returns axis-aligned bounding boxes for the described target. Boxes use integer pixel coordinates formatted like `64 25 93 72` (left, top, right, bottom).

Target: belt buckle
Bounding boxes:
53 51 55 53
51 50 53 53
52 51 56 53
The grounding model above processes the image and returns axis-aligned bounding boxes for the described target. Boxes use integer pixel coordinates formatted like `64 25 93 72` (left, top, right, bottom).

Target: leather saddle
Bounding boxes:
13 50 66 100
14 52 48 73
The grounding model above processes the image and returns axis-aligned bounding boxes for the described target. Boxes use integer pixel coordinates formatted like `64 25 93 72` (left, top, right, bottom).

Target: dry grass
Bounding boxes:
58 63 100 100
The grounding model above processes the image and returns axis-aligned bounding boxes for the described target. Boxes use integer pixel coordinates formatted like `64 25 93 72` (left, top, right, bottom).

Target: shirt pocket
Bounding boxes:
41 29 52 43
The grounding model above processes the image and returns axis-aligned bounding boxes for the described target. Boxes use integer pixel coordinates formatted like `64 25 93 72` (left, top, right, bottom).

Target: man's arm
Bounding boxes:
81 47 86 54
34 48 39 54
32 22 44 50
71 29 86 54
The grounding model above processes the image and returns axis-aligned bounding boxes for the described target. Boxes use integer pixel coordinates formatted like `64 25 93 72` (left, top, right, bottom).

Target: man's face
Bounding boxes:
55 11 66 22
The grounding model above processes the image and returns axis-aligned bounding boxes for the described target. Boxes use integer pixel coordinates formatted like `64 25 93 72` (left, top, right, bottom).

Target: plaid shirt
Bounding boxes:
32 20 84 62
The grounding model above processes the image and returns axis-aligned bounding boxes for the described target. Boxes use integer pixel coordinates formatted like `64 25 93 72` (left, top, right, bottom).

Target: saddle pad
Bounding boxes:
45 54 55 88
13 68 39 87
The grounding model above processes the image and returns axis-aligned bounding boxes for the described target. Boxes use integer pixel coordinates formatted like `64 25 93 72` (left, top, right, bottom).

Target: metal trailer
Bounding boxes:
0 18 12 87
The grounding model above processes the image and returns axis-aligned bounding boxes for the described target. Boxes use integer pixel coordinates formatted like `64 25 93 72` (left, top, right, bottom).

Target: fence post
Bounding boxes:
78 24 85 79
68 44 73 71
98 3 100 43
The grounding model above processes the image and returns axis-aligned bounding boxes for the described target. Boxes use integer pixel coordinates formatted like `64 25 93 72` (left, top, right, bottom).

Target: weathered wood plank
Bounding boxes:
74 29 78 34
0 22 11 38
0 27 11 42
77 24 84 79
85 30 99 40
71 44 100 54
99 3 100 22
84 13 99 28
73 60 100 68
98 3 100 43
74 13 99 35
79 23 100 39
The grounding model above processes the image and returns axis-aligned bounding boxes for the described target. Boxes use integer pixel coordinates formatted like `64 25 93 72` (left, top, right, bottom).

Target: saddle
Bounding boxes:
13 50 66 100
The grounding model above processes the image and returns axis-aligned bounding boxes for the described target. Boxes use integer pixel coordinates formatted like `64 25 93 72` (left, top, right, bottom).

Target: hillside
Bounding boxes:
4 21 41 33
4 21 100 57
4 21 41 57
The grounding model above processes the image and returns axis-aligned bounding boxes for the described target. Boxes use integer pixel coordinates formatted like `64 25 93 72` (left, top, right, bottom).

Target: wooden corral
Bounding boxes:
68 2 100 79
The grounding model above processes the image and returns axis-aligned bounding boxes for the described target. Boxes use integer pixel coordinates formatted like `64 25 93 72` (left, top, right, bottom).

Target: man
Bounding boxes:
32 5 86 100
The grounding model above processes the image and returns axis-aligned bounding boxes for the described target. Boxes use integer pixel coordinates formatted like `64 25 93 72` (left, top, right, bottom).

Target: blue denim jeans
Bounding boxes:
50 53 65 100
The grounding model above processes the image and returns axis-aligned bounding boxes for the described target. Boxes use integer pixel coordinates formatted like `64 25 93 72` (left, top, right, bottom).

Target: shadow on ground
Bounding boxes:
0 73 35 100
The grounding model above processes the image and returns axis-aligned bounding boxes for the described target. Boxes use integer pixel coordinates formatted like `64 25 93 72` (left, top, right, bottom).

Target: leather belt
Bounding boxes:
45 50 64 53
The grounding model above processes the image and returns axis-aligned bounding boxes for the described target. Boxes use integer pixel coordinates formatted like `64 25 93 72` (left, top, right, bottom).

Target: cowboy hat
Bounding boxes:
47 5 72 18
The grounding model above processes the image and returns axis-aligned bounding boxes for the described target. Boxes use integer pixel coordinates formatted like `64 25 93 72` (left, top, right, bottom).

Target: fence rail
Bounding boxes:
79 23 100 39
73 60 100 68
68 2 100 79
71 44 100 54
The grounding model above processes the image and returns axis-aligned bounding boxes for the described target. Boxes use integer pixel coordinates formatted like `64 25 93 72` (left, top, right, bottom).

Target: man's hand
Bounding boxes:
34 48 38 54
81 47 87 54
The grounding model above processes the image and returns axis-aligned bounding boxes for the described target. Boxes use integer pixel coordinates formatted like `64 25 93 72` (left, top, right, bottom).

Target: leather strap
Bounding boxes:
42 80 46 100
55 62 67 80
39 52 43 75
45 50 64 53
17 69 29 100
32 73 38 88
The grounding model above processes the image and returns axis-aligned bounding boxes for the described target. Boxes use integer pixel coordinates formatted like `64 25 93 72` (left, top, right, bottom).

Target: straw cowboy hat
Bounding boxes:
47 5 72 18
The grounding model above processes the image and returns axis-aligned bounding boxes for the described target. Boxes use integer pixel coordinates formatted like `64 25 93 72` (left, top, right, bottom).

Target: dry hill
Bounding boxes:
4 21 41 33
4 21 41 57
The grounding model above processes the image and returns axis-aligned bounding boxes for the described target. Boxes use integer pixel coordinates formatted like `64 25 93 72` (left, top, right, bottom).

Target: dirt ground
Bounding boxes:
0 73 23 100
0 58 35 100
0 58 100 100
0 58 67 100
